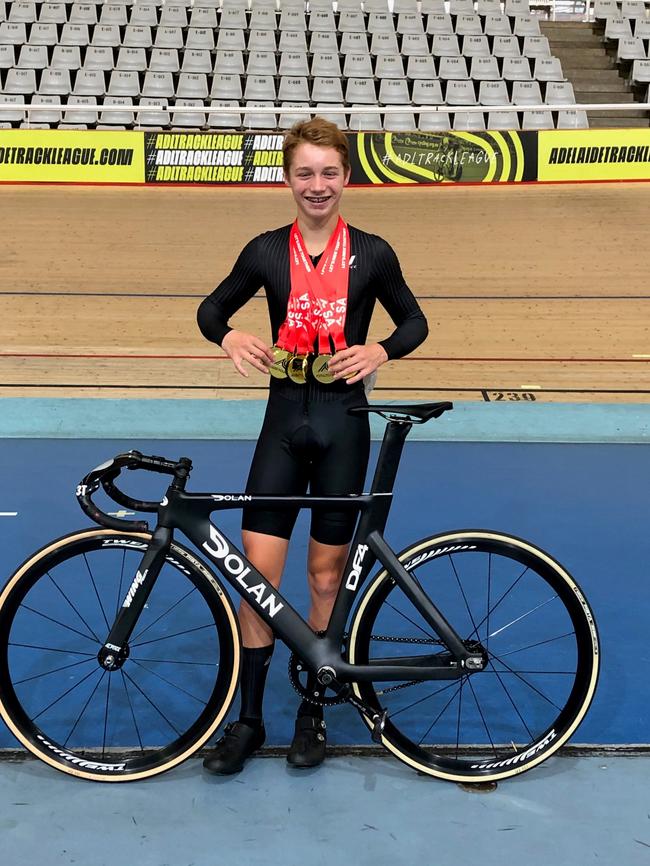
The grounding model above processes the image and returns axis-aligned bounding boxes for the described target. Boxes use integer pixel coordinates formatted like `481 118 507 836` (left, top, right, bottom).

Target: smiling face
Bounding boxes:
284 142 351 227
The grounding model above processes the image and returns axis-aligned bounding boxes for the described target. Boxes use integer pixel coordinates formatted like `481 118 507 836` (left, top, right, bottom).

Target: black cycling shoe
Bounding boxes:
202 721 266 775
286 716 327 769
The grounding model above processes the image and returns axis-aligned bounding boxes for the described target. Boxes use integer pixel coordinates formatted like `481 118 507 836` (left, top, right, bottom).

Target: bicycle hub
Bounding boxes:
463 641 488 672
98 644 130 671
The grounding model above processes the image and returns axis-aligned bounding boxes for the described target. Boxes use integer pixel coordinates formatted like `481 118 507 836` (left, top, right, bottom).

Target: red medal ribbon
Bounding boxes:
277 217 350 356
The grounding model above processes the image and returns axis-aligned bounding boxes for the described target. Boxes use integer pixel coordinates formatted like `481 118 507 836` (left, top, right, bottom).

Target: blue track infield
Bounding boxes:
1 397 650 442
0 434 648 749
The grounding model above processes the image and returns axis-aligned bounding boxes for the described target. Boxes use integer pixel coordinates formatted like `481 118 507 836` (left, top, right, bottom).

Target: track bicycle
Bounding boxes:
0 402 599 783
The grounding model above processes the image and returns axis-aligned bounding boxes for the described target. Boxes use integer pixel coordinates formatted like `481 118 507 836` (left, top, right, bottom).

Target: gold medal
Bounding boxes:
287 354 309 385
312 354 335 385
269 346 290 379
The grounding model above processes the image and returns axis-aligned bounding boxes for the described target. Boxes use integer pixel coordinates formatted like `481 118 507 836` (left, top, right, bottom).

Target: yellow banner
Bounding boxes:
538 129 650 182
0 130 144 183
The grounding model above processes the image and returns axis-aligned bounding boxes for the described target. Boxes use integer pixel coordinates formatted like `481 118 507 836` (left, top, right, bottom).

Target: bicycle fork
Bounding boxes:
96 526 173 671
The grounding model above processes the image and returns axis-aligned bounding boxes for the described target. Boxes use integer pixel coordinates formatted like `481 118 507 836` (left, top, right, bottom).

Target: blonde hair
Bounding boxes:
283 117 350 175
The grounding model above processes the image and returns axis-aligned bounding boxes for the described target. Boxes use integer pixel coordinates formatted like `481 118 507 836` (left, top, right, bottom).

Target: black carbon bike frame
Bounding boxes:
78 404 482 720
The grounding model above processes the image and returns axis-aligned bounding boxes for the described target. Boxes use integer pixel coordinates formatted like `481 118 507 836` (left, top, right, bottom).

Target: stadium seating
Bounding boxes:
0 0 584 131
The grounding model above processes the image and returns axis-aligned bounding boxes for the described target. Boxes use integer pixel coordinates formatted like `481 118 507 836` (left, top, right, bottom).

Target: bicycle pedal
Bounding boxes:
371 710 388 744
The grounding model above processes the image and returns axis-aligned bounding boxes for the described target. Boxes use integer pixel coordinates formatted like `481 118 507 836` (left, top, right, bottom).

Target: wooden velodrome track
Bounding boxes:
1 181 649 403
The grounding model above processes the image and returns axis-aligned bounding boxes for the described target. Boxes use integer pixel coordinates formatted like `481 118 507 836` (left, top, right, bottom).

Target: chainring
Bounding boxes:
287 652 349 707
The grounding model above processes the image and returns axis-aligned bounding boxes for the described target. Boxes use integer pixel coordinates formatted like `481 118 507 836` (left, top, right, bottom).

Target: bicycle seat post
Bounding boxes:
368 419 412 496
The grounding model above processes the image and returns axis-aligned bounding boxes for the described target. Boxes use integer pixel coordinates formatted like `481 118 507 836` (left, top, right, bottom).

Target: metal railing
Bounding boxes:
0 100 647 127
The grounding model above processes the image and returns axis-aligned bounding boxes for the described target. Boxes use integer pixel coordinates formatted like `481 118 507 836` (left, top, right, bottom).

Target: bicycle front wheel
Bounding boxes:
0 528 240 782
347 531 599 783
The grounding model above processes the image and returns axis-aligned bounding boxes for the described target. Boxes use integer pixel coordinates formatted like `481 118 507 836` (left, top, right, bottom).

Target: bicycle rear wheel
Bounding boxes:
0 528 240 782
347 531 599 783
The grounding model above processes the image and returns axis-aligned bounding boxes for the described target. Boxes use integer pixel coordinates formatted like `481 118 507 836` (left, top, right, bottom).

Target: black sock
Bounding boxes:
297 671 323 721
239 644 274 729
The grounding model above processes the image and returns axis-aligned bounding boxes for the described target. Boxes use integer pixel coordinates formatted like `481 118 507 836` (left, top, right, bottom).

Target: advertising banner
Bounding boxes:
143 129 539 185
144 131 285 184
538 129 650 182
1 128 650 185
0 130 143 183
348 130 538 184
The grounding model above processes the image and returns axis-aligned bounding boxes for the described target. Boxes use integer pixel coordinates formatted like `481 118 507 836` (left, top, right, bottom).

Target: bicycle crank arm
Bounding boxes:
345 690 389 743
311 671 389 741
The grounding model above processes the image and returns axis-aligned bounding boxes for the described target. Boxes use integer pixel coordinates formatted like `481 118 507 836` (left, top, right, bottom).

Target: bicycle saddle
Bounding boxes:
348 402 453 423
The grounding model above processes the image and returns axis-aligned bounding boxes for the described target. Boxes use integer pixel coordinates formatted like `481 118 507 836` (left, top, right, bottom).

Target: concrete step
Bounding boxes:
570 78 631 91
551 50 614 69
539 21 594 33
586 106 649 117
574 90 636 102
541 21 595 28
564 69 627 83
548 40 608 49
588 115 650 126
543 34 605 46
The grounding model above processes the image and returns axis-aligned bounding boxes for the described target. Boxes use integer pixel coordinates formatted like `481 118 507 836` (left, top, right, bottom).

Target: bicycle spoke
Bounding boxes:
486 650 565 711
120 669 183 737
63 670 107 748
102 672 112 758
414 682 463 746
455 679 464 758
9 642 96 657
13 656 95 686
488 595 559 640
130 657 217 667
19 604 98 645
131 623 216 648
466 675 499 756
83 552 111 634
120 669 145 753
382 598 436 643
447 554 481 643
477 669 576 675
489 663 535 741
46 571 101 644
130 660 209 706
385 678 460 720
114 549 127 620
33 666 103 721
468 565 530 641
495 631 575 659
132 586 198 643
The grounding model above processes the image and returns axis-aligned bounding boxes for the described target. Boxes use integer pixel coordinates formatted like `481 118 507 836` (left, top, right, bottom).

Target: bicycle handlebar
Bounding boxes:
76 450 192 533
74 402 451 532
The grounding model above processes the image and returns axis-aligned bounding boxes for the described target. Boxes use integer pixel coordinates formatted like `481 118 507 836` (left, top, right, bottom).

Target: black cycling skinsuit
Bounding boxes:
197 224 428 545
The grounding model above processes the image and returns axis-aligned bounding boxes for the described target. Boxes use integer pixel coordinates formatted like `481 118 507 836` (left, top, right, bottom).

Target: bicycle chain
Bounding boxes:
288 633 444 706
368 634 444 646
368 634 445 696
